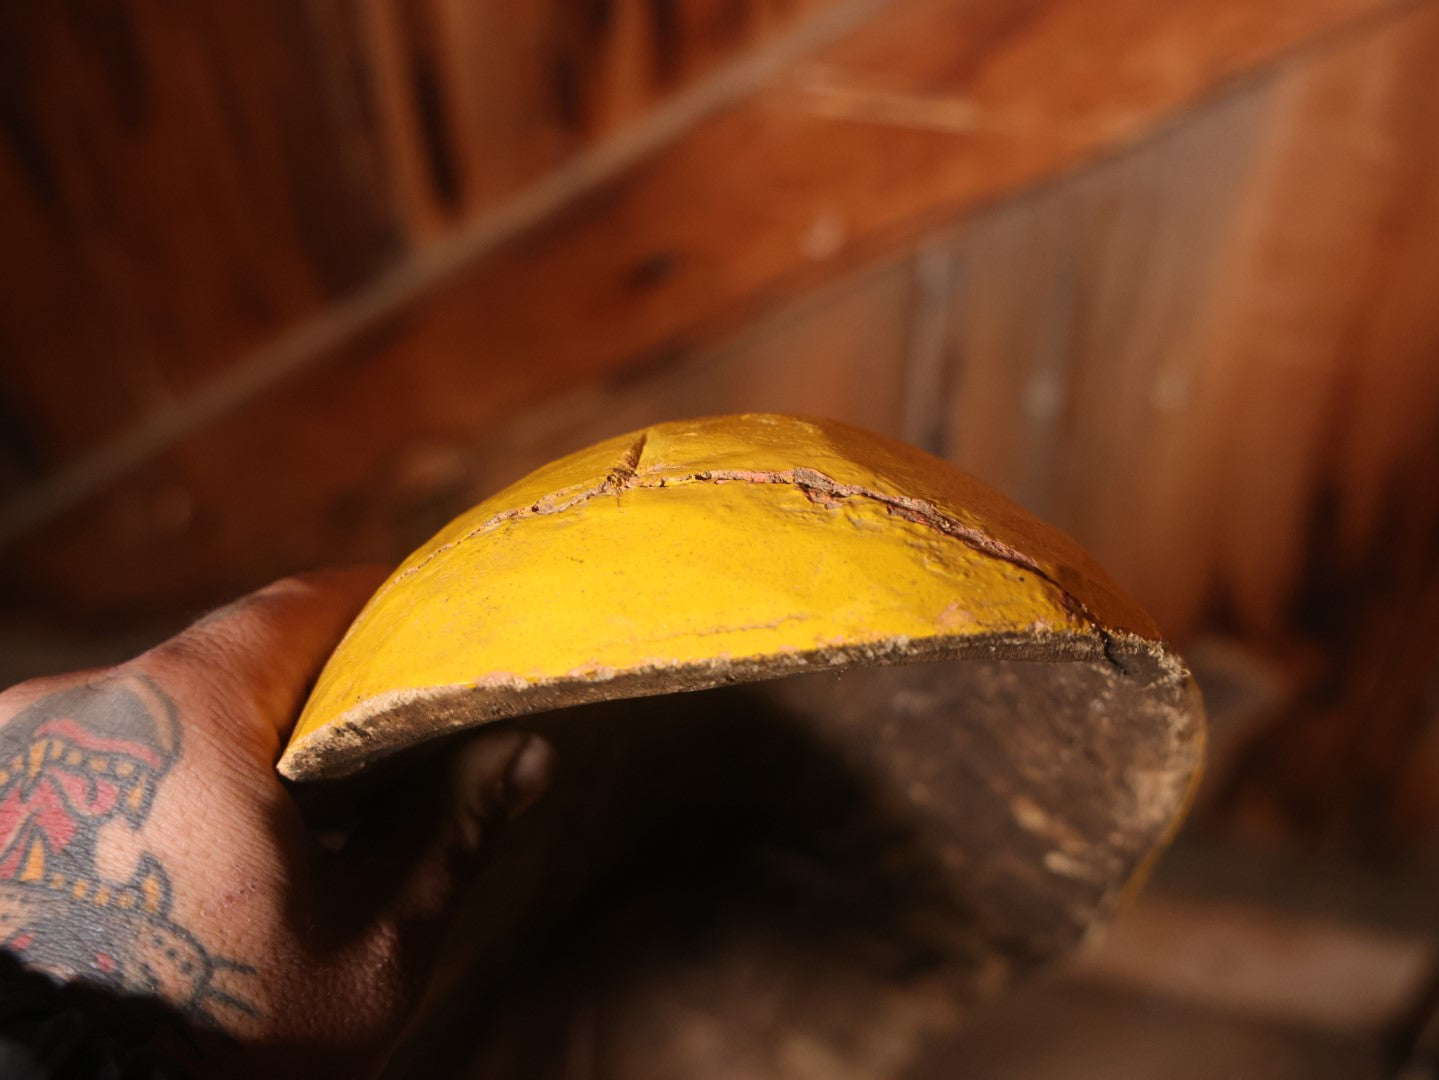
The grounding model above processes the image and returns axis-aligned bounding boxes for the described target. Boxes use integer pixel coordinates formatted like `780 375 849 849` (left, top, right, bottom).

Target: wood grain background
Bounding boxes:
2 0 1438 851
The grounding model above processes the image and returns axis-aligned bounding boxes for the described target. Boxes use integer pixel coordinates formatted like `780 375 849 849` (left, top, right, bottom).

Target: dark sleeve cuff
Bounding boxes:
0 951 207 1079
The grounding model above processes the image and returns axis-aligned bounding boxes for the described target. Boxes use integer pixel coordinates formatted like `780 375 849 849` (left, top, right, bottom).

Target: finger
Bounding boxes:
329 727 555 936
136 566 387 755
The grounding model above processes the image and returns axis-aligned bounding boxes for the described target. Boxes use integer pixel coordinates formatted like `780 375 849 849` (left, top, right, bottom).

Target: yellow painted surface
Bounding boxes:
282 414 1161 777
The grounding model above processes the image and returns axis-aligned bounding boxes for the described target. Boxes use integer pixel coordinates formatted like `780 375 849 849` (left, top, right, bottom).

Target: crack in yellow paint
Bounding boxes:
378 463 1079 621
282 414 1163 779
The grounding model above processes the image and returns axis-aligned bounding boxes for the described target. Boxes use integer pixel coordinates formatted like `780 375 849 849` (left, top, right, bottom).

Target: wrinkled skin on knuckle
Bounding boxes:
129 646 279 764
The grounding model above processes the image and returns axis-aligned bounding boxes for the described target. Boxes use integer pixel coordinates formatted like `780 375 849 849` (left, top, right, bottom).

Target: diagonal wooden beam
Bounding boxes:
1 0 1419 613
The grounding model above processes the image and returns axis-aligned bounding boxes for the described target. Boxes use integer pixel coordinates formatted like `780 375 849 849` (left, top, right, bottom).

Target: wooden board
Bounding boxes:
926 3 1439 846
0 2 398 467
929 1 1439 641
0 0 1402 617
0 0 834 484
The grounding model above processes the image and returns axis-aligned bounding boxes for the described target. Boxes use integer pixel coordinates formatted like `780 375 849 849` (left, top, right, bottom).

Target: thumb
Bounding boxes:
331 726 555 931
136 567 387 760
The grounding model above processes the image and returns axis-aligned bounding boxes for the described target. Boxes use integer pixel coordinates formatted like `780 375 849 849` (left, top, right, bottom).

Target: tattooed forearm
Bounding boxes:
0 674 255 1022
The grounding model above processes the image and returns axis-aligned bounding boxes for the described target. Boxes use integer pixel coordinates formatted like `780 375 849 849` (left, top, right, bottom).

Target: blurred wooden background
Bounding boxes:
6 0 1439 847
2 2 1439 1069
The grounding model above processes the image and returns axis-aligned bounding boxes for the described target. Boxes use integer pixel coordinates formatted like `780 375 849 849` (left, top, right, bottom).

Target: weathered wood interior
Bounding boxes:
387 654 1199 1076
3 1 1439 1074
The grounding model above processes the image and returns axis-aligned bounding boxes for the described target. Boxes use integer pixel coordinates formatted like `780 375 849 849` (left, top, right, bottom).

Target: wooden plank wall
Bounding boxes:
0 0 1394 612
945 5 1439 849
2 0 1437 848
506 5 1439 849
0 0 833 487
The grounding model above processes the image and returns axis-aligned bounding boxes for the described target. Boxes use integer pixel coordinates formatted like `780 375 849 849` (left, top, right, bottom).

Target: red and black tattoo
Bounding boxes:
0 673 254 1021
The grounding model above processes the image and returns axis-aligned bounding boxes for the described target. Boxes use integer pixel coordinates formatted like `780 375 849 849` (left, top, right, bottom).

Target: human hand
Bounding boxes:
0 570 554 1076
